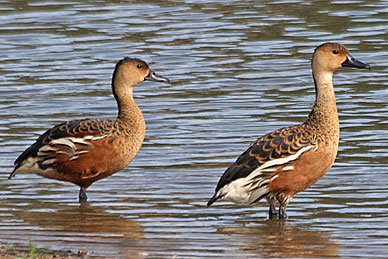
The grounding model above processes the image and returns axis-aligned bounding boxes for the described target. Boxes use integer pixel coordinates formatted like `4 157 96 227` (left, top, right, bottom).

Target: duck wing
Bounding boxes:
208 125 317 206
10 119 113 178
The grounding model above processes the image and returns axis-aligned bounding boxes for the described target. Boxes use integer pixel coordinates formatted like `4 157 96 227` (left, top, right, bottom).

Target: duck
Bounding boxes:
9 57 170 202
207 43 370 219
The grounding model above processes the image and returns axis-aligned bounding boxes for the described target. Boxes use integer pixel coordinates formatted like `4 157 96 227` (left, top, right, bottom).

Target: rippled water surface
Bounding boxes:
1 0 388 258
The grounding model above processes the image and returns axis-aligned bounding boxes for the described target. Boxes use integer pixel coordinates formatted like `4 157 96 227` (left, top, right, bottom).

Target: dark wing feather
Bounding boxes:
13 119 111 169
214 125 316 193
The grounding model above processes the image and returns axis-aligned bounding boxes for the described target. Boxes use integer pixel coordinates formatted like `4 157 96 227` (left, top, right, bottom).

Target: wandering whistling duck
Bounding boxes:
207 43 370 219
9 57 169 202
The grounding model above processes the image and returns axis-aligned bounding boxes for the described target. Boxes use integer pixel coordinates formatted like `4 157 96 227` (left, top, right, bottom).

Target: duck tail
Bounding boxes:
8 167 19 179
207 194 219 207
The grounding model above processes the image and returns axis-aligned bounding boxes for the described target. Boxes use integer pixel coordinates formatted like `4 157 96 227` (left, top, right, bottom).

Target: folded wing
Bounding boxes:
208 125 317 206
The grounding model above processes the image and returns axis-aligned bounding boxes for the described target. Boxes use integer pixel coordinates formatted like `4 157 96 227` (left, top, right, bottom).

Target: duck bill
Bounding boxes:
145 70 170 83
342 54 371 69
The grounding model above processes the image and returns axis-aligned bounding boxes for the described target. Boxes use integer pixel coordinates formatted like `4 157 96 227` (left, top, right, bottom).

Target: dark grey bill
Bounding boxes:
342 54 371 69
145 70 170 83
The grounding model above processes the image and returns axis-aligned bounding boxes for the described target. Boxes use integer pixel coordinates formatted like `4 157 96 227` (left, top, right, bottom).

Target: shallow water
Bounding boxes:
1 0 388 258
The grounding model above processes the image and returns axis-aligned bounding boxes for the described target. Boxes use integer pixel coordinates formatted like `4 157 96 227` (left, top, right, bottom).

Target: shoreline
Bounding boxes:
1 244 83 259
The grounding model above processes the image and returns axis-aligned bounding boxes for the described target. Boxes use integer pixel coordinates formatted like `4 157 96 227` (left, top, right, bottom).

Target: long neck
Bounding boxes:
305 69 339 141
112 83 144 128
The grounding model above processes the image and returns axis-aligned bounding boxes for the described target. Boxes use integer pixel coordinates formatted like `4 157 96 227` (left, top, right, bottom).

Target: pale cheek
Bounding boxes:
331 64 341 72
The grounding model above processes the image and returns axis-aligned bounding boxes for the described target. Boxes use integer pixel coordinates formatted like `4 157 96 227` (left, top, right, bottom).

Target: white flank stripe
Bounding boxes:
68 137 91 146
38 145 57 152
41 158 57 166
83 134 109 141
55 150 71 155
50 138 76 149
215 145 314 205
282 165 294 171
248 145 313 180
260 167 278 173
37 150 50 157
69 156 79 161
50 136 104 148
75 150 89 155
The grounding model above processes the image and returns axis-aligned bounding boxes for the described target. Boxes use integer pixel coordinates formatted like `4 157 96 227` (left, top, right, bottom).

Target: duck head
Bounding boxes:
112 57 169 88
312 42 370 73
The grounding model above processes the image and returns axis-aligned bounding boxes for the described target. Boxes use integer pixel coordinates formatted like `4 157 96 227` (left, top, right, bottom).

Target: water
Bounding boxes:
1 0 388 258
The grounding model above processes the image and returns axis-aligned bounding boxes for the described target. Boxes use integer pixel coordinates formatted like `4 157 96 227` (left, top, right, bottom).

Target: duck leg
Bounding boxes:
269 203 278 219
79 187 88 202
279 206 287 219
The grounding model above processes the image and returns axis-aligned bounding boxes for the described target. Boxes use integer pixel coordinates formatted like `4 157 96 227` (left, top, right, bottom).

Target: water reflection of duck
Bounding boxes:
217 220 338 257
208 43 370 219
9 58 169 202
9 200 145 257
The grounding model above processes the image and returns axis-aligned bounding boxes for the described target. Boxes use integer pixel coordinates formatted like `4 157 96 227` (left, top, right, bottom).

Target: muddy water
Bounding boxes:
1 0 388 258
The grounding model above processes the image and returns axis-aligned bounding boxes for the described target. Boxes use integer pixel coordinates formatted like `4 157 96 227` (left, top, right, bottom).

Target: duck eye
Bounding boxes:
332 50 339 54
137 64 143 69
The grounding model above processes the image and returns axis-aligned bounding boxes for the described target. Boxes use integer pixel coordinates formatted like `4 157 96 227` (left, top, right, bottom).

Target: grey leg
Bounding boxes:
79 187 88 202
269 203 278 219
279 205 287 219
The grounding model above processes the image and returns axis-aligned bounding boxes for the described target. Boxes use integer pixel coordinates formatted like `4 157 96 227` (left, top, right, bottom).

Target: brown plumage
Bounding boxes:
9 57 169 202
207 43 370 219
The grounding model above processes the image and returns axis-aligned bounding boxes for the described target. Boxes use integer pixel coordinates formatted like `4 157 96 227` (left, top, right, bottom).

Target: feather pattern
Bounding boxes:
11 119 114 175
208 124 317 206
